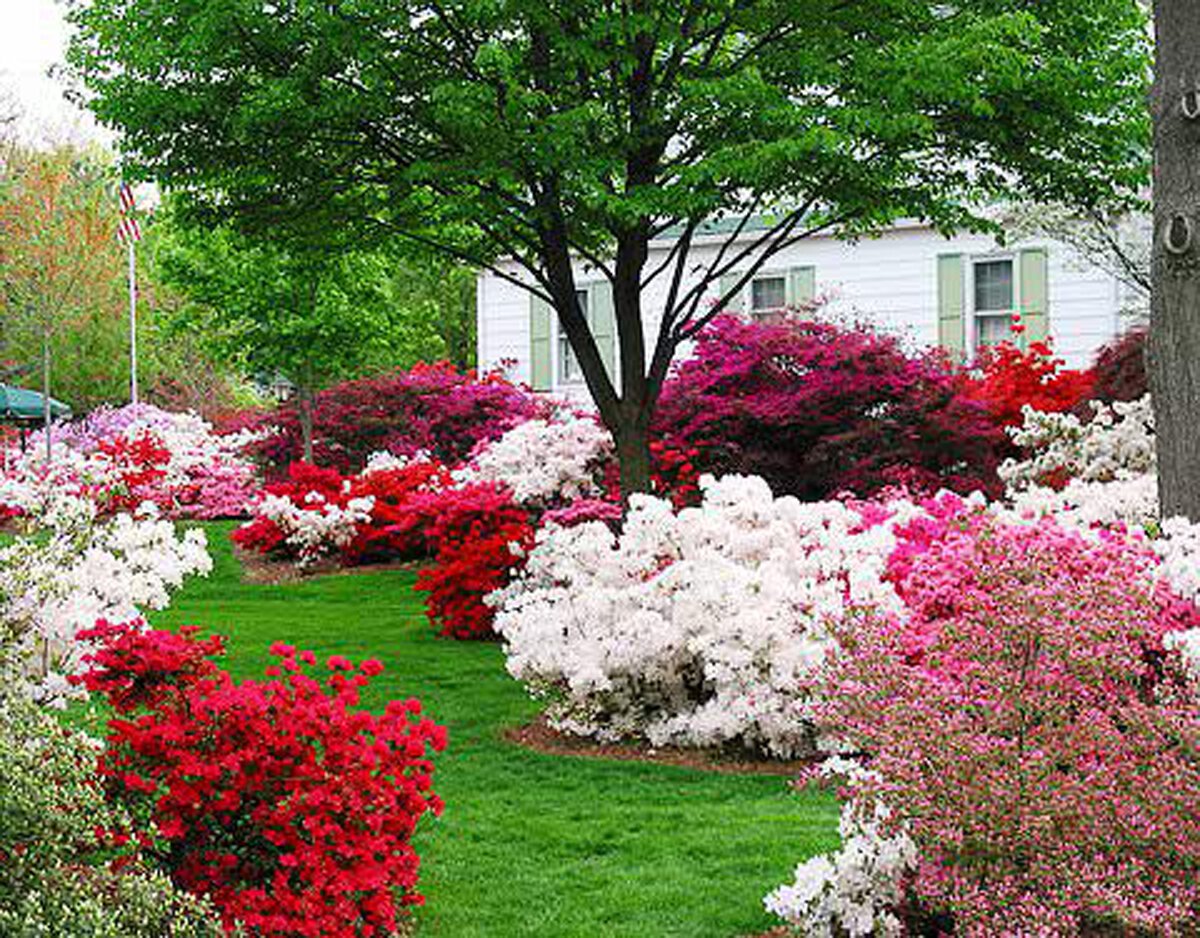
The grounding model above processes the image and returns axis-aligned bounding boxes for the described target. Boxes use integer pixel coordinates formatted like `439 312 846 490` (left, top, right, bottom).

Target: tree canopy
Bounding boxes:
68 0 1151 493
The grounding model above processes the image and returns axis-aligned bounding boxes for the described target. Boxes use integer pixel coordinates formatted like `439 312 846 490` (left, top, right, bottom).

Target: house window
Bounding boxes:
558 288 590 383
750 275 787 316
972 258 1015 352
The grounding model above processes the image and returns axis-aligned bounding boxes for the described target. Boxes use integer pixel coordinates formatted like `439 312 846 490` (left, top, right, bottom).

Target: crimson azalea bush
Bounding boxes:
232 362 542 477
654 315 1006 501
74 620 447 938
818 510 1200 936
1089 325 1147 405
413 482 535 639
965 332 1095 430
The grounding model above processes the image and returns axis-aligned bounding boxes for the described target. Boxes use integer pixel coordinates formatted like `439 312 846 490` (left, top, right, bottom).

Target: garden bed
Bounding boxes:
504 716 820 776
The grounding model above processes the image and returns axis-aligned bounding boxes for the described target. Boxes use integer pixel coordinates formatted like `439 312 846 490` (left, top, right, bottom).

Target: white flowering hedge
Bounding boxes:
454 413 613 508
492 475 910 757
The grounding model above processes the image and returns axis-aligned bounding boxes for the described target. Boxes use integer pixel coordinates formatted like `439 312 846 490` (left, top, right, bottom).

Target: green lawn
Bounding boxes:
145 523 838 937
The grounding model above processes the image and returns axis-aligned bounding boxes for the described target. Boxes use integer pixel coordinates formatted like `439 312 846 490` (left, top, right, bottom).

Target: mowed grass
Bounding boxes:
145 523 839 937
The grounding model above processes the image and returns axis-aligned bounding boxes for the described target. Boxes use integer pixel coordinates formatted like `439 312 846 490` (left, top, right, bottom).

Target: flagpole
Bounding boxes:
128 235 138 405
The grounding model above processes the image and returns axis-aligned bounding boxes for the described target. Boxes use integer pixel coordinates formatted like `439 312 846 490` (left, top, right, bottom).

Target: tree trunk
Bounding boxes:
42 328 52 465
1150 1 1200 520
297 382 314 464
614 410 653 500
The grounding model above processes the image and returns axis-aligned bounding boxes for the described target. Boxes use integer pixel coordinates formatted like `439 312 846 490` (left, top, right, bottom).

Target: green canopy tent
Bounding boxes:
0 385 71 422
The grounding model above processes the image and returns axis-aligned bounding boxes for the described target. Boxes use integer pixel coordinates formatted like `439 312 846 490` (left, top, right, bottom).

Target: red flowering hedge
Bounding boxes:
965 335 1095 430
228 362 543 478
654 315 1007 500
412 482 535 639
74 620 447 938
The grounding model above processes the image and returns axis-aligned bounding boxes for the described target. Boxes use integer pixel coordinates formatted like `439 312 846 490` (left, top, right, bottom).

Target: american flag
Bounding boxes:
116 182 142 243
118 181 137 213
117 215 143 245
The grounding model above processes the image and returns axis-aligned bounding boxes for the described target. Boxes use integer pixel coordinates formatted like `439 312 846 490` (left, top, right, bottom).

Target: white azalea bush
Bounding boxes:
1000 395 1158 529
0 682 223 937
0 488 212 702
455 412 613 508
765 763 917 938
492 474 913 756
249 490 377 567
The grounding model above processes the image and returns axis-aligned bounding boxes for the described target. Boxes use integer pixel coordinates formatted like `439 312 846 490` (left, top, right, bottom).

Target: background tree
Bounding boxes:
0 145 120 457
1149 0 1200 521
156 212 424 460
69 0 1150 497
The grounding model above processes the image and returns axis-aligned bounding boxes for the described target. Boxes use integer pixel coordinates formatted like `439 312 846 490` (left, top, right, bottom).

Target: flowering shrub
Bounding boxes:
10 403 261 520
772 512 1200 936
0 490 211 701
654 315 1005 501
1090 325 1147 405
1000 395 1158 530
0 682 223 937
235 361 542 477
415 482 535 639
454 413 612 508
77 622 447 938
492 475 911 755
965 335 1095 430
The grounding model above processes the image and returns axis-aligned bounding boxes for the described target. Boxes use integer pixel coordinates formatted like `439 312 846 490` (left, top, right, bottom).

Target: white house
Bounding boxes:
476 220 1139 403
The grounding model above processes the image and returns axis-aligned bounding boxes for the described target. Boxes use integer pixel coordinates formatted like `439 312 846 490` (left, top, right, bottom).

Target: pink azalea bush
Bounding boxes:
770 506 1200 936
654 315 1007 501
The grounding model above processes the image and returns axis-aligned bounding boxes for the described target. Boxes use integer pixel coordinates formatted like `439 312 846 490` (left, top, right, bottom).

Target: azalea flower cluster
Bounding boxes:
770 507 1200 936
0 488 211 701
75 621 447 938
4 403 262 521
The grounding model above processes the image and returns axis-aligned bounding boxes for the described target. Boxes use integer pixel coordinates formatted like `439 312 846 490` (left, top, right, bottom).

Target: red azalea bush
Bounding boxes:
1089 325 1147 405
654 315 1007 501
230 460 449 565
819 511 1200 935
413 482 535 639
74 620 447 938
232 362 543 478
965 334 1095 430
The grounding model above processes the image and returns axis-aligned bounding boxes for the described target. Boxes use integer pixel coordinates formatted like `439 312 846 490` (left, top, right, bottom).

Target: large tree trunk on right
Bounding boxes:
1150 1 1200 520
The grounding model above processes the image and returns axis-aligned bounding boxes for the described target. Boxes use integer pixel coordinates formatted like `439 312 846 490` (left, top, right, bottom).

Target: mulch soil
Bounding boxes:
503 715 820 777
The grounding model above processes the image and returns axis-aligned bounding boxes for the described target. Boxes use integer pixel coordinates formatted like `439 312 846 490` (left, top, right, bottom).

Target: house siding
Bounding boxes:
477 224 1123 402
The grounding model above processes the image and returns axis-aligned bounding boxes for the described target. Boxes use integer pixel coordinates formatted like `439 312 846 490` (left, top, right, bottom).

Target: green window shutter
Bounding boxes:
936 254 966 360
719 273 744 313
1019 248 1050 346
529 294 553 391
590 281 618 382
786 266 816 309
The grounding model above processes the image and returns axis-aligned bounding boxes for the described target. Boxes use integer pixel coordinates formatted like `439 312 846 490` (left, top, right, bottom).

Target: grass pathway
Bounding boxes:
147 524 838 937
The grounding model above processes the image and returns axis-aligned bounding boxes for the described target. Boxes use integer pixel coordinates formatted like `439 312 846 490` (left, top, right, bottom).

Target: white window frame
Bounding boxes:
555 286 593 385
968 253 1020 354
747 271 788 318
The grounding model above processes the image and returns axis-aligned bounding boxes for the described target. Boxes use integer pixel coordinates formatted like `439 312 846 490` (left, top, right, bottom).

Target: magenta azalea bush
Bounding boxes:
654 315 1006 500
233 362 544 477
782 507 1200 936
